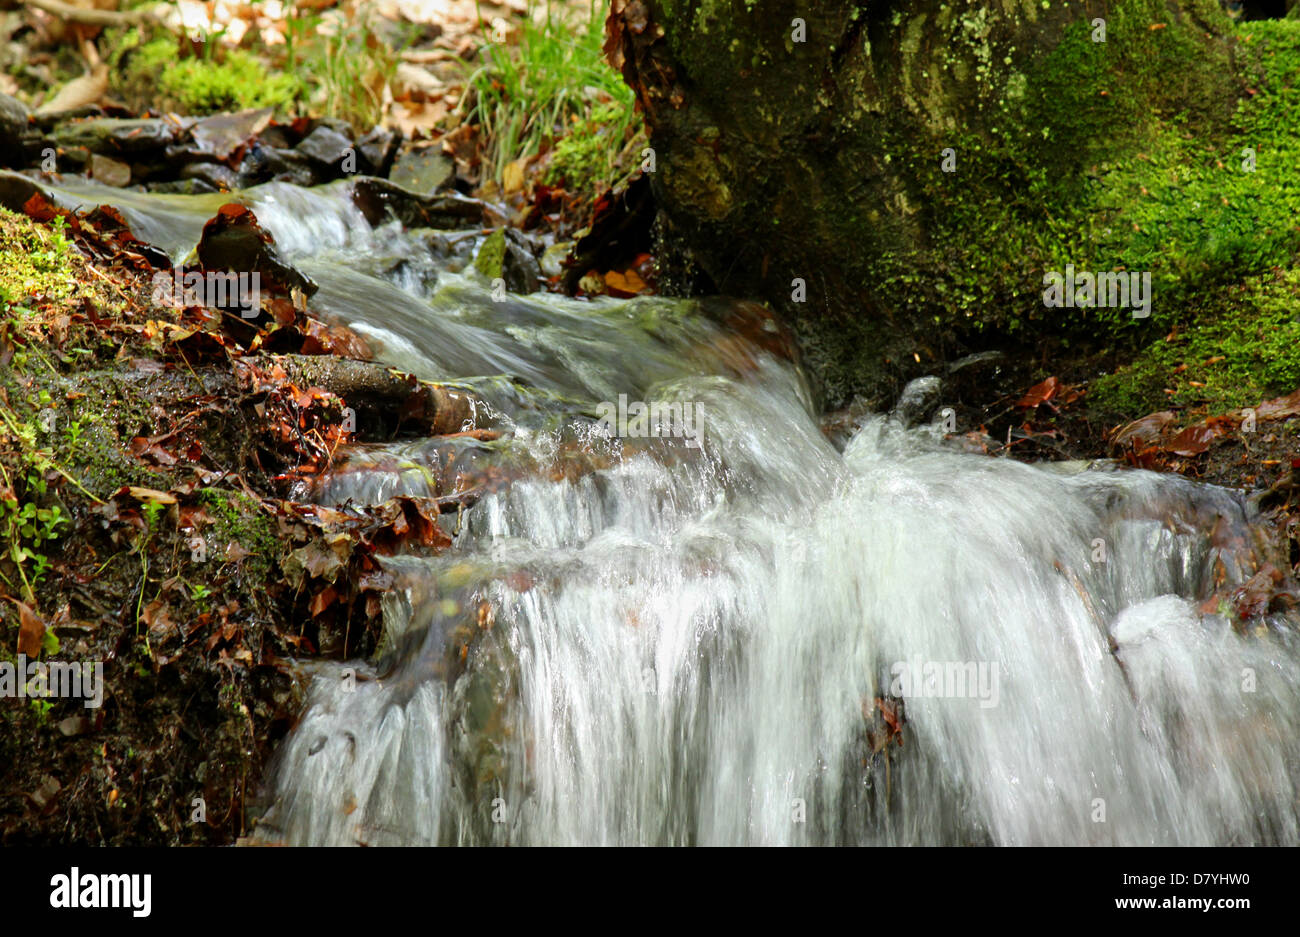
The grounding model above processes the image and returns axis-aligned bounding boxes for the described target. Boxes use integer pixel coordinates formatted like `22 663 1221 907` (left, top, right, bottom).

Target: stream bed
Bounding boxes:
27 172 1300 846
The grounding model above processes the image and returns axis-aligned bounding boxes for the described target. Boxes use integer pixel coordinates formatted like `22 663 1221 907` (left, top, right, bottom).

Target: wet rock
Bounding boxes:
89 153 132 187
0 92 31 165
257 124 300 151
243 145 320 187
188 108 274 158
357 126 398 177
51 146 91 172
389 144 454 196
295 125 355 170
0 170 41 213
350 177 489 229
474 228 542 294
891 376 942 428
423 230 479 272
148 178 219 195
180 161 242 191
51 118 177 158
196 204 318 298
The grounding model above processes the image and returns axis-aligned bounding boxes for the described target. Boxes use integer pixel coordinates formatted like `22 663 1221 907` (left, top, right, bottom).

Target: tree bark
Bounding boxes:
609 0 1241 406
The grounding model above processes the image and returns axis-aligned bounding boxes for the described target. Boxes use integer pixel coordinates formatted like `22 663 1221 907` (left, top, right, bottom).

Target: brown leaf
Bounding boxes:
35 64 109 117
142 599 176 642
1167 423 1217 457
1255 388 1300 423
126 486 177 504
1110 411 1176 450
603 268 649 297
1015 376 1061 409
15 601 45 657
309 585 338 617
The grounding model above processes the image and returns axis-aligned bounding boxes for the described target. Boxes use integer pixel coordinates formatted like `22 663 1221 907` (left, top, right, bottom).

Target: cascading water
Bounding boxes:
26 172 1300 845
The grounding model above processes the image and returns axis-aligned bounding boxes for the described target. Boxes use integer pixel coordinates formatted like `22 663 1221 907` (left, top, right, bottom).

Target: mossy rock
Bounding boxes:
114 37 299 116
614 0 1279 406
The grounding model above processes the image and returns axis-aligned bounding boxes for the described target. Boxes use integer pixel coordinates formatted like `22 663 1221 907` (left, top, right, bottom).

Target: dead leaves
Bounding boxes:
1111 387 1300 470
13 599 47 656
283 535 352 588
275 494 450 655
864 695 905 755
236 358 354 483
1199 564 1298 624
601 260 652 298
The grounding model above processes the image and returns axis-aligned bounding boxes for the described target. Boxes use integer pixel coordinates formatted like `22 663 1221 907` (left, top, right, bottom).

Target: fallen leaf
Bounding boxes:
1015 376 1061 409
1167 423 1217 457
126 486 177 504
603 268 649 296
15 601 45 657
35 64 109 117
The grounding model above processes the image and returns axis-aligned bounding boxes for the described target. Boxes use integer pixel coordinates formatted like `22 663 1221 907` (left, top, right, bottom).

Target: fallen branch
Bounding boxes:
249 355 489 437
21 0 164 27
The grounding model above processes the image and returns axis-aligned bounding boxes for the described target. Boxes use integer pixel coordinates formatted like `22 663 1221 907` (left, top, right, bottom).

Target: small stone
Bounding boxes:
180 161 242 191
89 153 131 187
473 229 542 293
891 375 942 428
357 126 398 176
52 118 177 157
30 775 61 810
295 125 355 169
246 146 320 187
57 715 90 737
389 144 454 196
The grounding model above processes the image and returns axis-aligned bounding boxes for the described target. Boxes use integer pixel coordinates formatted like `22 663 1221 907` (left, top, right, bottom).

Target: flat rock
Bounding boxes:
350 176 489 230
180 161 242 191
89 153 132 187
295 125 355 169
189 108 274 158
389 144 454 196
52 118 178 158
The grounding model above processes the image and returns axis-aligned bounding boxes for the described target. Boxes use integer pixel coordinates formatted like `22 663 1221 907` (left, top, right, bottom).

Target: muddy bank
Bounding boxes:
0 198 488 844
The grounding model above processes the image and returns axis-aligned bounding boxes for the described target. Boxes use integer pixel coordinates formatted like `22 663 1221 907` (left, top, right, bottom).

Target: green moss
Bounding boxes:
113 36 298 115
875 10 1298 340
473 230 507 280
544 103 637 193
1090 267 1300 419
156 51 299 115
0 208 82 308
196 487 281 585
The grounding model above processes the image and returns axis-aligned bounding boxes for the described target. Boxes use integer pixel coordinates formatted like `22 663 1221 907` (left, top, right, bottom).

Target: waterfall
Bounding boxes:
30 173 1300 845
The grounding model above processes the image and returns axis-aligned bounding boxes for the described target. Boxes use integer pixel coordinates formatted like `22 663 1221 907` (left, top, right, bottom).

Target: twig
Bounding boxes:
21 0 162 27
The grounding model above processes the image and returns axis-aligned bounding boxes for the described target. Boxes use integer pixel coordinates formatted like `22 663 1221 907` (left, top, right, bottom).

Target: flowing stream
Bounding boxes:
27 173 1300 845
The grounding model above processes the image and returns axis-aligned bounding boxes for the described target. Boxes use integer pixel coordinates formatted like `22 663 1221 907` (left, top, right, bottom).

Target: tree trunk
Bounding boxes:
609 0 1242 406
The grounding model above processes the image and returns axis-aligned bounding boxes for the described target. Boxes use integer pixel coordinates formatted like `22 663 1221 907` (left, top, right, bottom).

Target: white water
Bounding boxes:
30 175 1300 845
